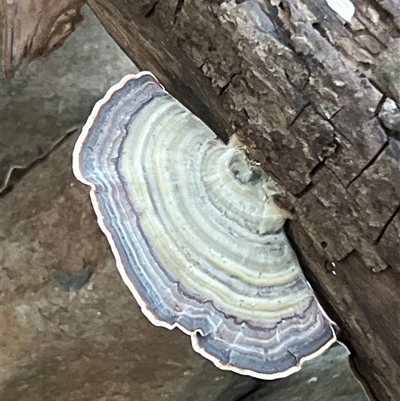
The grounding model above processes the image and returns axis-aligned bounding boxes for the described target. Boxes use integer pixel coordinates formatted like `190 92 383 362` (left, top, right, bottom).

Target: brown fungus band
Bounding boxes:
72 72 336 379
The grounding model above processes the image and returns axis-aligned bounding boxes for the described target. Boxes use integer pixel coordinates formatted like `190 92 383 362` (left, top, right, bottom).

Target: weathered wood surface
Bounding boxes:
2 1 399 400
1 0 86 78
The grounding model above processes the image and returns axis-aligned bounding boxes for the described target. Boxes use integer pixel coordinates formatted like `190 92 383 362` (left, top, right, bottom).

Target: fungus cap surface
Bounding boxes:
73 72 336 379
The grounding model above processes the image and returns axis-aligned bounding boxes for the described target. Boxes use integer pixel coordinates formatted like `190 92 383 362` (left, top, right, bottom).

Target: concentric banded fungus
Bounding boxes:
73 72 336 379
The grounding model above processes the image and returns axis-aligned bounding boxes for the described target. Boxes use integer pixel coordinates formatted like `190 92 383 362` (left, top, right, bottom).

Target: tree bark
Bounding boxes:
3 1 399 400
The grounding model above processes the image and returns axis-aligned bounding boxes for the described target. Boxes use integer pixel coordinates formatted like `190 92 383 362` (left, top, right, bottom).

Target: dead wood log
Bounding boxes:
2 1 399 400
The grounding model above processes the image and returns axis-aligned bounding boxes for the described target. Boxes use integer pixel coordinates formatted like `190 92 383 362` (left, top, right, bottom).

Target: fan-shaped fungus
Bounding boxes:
73 72 336 379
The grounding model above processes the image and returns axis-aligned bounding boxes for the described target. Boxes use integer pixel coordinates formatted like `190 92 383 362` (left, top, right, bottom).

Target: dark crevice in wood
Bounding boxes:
328 106 344 121
373 95 387 118
314 110 340 134
311 22 328 39
325 147 344 187
350 28 376 38
345 141 389 189
37 308 53 323
284 68 310 92
218 72 241 96
294 134 341 198
279 1 294 24
294 181 315 198
283 68 291 85
242 107 250 121
300 75 310 92
288 102 310 126
173 0 185 26
144 1 159 18
218 81 231 96
329 119 356 146
364 76 393 102
379 126 400 141
294 159 331 198
309 159 326 179
375 204 400 245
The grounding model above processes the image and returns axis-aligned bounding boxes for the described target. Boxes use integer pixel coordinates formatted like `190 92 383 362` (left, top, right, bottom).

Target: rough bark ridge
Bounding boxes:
85 1 399 400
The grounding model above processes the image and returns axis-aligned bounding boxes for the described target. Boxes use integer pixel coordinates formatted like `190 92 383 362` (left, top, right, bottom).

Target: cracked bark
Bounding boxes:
3 0 399 400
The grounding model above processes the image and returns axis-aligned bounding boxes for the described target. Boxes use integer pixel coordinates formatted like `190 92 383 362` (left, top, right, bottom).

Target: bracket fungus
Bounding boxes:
73 72 336 379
